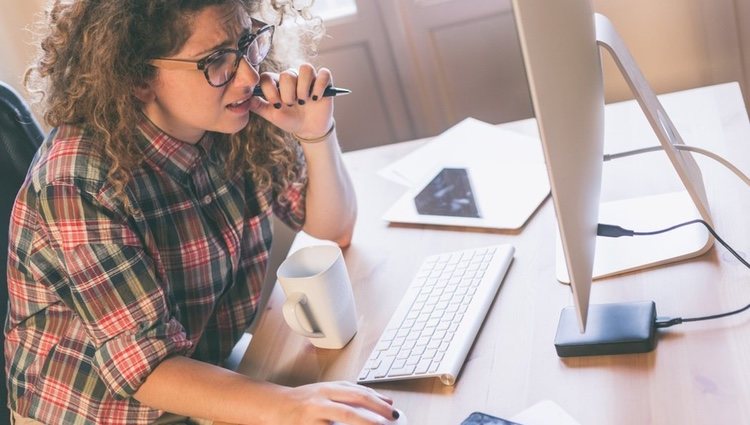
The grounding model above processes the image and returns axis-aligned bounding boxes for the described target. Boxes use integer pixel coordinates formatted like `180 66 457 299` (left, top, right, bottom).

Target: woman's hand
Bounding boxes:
268 381 398 425
248 63 334 139
247 62 357 247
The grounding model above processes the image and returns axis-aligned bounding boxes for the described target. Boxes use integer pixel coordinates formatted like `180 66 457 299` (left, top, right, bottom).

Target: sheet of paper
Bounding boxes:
511 400 581 425
382 162 549 230
379 117 549 230
378 117 545 187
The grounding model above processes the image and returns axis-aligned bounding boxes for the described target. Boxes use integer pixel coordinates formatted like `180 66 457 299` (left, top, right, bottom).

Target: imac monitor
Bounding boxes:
512 0 604 334
511 0 713 356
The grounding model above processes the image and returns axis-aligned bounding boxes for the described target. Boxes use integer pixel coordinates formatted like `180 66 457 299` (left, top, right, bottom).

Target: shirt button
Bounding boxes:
202 195 212 205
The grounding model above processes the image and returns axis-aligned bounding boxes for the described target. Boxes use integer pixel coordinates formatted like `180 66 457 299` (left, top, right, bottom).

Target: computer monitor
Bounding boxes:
511 0 714 356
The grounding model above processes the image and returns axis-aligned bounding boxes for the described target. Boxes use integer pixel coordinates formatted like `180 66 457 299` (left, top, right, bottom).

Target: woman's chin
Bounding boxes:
217 116 251 135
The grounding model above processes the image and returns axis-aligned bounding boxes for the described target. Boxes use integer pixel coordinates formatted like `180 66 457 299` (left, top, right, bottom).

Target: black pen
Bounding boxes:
251 86 351 99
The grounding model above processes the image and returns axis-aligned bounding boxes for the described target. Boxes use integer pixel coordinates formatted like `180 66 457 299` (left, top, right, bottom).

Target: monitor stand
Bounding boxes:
556 13 714 283
556 190 711 283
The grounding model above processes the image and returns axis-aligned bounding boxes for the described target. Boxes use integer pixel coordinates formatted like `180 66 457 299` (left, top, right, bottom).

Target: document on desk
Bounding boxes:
510 400 581 425
379 117 550 230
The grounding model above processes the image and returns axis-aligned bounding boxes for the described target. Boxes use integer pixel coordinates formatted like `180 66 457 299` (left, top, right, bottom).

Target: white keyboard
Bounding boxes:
357 244 514 386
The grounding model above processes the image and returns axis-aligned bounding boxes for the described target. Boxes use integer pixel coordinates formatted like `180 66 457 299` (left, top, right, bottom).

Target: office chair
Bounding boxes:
0 81 44 421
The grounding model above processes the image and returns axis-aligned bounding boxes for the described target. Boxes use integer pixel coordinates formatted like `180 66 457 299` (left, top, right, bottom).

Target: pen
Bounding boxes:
252 86 351 99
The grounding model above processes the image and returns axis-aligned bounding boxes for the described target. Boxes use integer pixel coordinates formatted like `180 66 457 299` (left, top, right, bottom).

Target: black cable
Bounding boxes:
656 303 750 328
597 219 750 327
631 219 748 269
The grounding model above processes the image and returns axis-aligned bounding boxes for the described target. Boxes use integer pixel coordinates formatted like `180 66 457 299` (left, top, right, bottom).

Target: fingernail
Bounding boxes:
286 104 294 107
298 99 306 105
273 103 282 109
392 410 400 419
312 95 319 101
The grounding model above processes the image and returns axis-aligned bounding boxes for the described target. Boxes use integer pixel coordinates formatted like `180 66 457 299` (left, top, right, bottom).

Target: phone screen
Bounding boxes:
460 411 522 425
413 167 480 218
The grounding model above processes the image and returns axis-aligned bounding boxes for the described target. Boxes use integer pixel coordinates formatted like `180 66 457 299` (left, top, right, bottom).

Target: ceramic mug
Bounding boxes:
276 245 358 349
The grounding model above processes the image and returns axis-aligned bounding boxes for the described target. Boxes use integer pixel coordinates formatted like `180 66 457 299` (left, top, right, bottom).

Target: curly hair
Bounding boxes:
25 0 323 212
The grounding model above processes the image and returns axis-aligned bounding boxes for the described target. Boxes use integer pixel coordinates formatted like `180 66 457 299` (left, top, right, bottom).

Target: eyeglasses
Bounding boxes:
149 20 274 87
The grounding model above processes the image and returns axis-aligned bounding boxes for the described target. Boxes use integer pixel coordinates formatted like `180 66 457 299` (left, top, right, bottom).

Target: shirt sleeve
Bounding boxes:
271 153 308 231
35 181 192 399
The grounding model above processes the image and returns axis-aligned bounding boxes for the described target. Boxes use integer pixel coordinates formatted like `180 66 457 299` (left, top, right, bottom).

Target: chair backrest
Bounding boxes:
0 81 44 419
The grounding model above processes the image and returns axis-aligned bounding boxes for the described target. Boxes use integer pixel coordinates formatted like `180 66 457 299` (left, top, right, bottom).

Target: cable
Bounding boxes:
675 145 750 187
655 303 750 328
603 145 662 161
599 219 750 269
597 219 750 327
600 143 750 327
603 144 750 187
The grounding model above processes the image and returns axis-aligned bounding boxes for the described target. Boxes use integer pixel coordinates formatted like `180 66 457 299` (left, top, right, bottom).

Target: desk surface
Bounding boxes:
236 83 750 424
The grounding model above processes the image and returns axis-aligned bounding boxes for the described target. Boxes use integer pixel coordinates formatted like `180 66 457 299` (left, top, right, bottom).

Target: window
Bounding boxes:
309 0 357 21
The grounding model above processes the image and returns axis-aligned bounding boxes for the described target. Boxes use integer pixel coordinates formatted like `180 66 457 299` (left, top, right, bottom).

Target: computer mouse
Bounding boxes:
331 408 408 425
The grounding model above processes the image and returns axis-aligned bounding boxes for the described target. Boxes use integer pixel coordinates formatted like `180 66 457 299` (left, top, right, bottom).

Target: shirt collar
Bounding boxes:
135 115 217 185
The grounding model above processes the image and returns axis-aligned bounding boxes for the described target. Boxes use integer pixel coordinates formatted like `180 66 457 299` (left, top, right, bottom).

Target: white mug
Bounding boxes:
276 245 358 349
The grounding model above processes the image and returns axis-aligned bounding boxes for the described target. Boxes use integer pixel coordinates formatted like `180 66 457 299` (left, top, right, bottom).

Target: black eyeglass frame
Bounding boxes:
149 20 275 87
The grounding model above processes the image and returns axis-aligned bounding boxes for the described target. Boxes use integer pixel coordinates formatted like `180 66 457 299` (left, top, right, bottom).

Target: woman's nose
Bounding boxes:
233 57 260 88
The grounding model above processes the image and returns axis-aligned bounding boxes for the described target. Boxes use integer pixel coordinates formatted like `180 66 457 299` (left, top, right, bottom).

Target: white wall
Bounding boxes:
0 1 45 93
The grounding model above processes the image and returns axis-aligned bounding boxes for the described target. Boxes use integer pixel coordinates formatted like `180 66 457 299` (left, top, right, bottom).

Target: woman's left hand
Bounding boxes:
248 63 334 139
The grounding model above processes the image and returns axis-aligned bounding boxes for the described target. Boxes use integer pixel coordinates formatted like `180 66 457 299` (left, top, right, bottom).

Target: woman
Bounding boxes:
5 1 398 424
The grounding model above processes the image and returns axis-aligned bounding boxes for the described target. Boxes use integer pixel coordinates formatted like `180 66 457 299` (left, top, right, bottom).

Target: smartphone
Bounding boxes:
460 411 523 425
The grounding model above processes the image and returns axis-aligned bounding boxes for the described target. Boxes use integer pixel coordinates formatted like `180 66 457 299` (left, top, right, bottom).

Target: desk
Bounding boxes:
236 83 750 424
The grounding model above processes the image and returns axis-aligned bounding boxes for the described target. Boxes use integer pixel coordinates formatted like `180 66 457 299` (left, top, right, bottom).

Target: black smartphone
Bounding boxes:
460 411 523 425
413 167 480 218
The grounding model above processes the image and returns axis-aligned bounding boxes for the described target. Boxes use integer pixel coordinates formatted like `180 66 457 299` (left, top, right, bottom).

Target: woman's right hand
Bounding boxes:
270 381 398 425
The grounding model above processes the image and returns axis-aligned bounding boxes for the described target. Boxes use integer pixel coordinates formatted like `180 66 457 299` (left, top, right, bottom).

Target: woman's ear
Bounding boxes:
134 82 155 103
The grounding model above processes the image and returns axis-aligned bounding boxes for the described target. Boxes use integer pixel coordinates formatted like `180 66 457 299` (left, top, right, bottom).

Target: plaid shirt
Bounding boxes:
5 119 307 424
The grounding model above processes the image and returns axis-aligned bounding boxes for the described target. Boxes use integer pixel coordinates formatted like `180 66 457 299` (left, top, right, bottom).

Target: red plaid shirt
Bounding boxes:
5 119 307 424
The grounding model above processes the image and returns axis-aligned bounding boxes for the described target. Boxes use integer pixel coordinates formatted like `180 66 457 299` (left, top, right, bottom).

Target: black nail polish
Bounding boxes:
312 95 319 101
273 103 282 109
392 410 400 419
298 99 306 105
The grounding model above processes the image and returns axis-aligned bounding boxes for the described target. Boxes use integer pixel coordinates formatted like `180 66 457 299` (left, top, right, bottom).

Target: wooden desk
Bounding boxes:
236 83 750 424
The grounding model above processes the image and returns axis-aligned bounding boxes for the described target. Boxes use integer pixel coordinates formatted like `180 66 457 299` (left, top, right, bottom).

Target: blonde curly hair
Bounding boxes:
25 0 323 211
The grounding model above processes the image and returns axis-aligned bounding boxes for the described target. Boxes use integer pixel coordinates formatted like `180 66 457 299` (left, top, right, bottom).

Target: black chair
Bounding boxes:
0 81 44 421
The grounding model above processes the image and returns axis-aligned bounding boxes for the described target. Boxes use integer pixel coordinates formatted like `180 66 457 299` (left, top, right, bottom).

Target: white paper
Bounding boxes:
378 117 545 187
382 162 550 230
379 117 550 230
511 400 581 425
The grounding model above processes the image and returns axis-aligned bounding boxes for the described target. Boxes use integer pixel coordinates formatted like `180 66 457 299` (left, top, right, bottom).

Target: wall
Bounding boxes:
740 0 750 99
3 1 749 140
311 0 750 150
0 1 45 93
595 0 747 106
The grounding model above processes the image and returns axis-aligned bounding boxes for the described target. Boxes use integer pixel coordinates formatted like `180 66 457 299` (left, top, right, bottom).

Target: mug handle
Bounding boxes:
282 293 325 338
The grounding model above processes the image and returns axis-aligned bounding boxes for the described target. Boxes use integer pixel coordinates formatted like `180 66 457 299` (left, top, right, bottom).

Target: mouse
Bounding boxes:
331 408 408 425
